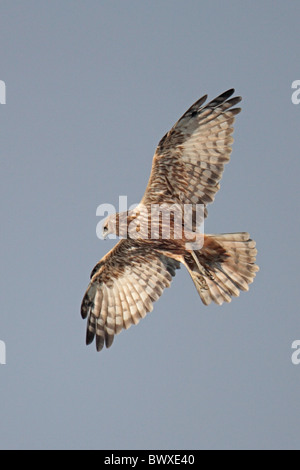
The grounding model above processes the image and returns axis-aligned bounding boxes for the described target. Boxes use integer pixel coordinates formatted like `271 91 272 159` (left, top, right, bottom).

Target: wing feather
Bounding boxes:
81 239 180 351
141 89 242 223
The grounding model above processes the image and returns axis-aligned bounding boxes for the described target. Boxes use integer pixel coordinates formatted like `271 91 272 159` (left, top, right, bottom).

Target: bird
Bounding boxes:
81 89 259 352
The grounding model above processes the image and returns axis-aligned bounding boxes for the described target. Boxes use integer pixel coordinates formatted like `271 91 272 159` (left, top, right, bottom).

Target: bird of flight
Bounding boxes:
81 89 259 352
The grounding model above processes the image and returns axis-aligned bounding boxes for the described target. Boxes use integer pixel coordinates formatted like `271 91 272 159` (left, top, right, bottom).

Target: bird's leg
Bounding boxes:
191 250 215 281
191 250 206 275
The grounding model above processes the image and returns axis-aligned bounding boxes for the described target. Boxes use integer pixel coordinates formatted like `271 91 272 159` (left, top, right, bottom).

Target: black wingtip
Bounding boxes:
81 298 89 319
206 88 242 111
96 335 105 352
221 88 235 98
86 328 95 345
105 332 114 349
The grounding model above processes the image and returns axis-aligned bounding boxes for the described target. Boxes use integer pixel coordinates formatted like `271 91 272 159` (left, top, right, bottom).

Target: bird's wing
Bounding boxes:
141 89 241 222
81 239 180 351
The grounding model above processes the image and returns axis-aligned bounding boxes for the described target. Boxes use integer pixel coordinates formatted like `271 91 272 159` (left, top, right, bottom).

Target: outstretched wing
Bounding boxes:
141 89 242 221
81 239 180 351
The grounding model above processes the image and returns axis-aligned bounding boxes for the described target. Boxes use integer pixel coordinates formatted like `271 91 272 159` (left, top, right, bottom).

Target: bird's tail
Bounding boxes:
184 232 259 305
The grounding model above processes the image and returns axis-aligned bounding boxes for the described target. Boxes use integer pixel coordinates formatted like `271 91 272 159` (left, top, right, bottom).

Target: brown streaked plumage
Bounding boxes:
81 89 259 351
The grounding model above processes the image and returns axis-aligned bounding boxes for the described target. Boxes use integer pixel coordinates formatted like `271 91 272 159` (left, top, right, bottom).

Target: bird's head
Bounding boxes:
102 214 116 239
102 212 129 239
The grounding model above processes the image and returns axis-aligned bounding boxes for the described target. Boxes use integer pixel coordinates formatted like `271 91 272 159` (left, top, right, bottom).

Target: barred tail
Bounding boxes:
185 232 259 305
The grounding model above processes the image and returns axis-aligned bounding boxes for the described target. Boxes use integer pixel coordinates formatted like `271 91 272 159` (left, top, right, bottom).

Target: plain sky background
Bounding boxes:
0 0 300 450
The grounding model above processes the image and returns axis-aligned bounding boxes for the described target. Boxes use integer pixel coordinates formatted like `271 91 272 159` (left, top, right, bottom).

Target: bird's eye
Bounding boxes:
103 225 108 232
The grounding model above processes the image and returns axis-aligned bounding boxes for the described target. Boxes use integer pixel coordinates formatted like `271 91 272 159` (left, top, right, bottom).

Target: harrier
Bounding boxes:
81 89 259 351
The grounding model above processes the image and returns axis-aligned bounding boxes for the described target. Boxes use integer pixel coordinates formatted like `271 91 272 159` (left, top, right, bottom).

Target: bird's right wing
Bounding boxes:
141 89 241 222
81 239 180 351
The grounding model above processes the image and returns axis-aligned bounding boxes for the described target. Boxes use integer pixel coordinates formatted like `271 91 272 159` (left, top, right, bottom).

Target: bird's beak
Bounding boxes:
102 231 108 240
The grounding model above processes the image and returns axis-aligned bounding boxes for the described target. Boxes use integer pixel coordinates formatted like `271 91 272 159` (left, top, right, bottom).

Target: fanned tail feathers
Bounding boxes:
185 232 259 305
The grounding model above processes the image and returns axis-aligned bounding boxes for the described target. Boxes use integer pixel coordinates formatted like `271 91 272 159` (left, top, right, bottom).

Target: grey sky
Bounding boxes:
0 0 300 450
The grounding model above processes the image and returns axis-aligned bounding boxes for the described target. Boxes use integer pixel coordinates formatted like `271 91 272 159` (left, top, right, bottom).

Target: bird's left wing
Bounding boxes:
141 89 241 221
81 239 180 351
